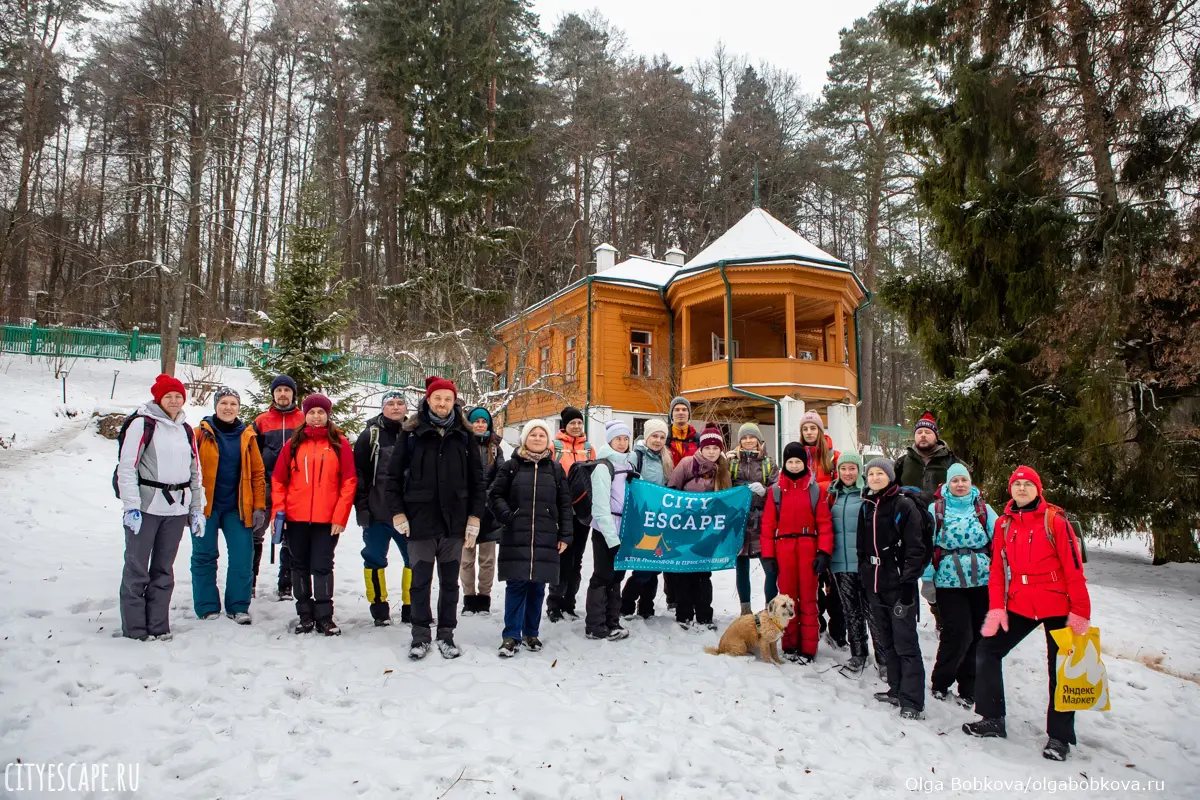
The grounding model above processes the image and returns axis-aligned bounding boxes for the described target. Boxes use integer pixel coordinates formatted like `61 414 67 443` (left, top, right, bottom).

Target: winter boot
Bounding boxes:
277 585 293 602
956 693 975 709
400 604 412 624
899 707 925 721
316 618 341 636
409 642 429 660
547 607 564 623
839 655 866 678
522 636 543 652
228 612 252 625
295 615 315 634
478 595 491 615
1042 738 1070 761
150 633 173 642
962 717 1007 738
638 604 655 620
932 689 950 702
498 638 519 658
200 612 220 621
874 692 900 707
461 595 477 616
371 601 392 627
437 639 462 659
929 602 942 634
606 628 630 641
739 602 753 617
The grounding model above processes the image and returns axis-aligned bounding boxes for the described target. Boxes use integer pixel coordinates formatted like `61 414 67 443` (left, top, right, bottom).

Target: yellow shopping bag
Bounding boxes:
1051 626 1111 712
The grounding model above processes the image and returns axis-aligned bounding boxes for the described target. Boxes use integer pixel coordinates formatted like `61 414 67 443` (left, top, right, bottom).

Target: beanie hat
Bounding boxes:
381 390 406 409
468 407 492 425
560 405 584 428
151 373 187 405
424 375 457 401
737 422 764 444
520 419 551 446
269 375 297 394
643 418 669 441
946 463 972 484
302 394 333 415
782 442 808 474
865 457 896 484
669 396 691 416
605 419 632 444
213 386 240 408
1008 465 1044 497
800 410 825 431
698 424 725 450
837 451 865 489
915 411 938 437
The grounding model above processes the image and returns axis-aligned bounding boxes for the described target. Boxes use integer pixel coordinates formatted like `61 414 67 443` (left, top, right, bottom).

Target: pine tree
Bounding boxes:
249 187 359 425
719 66 791 222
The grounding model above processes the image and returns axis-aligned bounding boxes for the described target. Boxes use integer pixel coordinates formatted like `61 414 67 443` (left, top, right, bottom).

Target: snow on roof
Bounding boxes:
594 256 680 289
685 208 846 269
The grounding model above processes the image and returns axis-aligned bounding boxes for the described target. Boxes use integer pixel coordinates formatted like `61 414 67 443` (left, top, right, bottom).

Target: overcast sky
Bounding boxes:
528 0 882 95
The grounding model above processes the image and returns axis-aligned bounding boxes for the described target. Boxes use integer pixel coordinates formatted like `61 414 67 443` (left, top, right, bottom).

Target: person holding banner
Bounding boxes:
760 443 833 662
668 424 732 631
619 418 674 619
730 422 780 617
963 466 1091 762
584 420 638 641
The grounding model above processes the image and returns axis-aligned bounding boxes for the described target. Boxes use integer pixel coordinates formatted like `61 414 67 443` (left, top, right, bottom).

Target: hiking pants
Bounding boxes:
362 521 411 623
120 512 186 638
409 534 463 645
287 522 339 621
192 511 254 617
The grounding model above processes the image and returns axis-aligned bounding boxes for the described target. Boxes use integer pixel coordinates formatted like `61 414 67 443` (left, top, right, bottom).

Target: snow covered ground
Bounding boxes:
1 354 1198 799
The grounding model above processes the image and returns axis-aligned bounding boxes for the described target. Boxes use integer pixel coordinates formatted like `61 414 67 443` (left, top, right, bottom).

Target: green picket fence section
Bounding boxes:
0 323 454 387
868 424 909 448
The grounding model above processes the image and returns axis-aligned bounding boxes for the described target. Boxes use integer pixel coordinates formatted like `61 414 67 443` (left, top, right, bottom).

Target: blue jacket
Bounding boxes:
828 479 864 573
928 486 998 588
632 442 670 487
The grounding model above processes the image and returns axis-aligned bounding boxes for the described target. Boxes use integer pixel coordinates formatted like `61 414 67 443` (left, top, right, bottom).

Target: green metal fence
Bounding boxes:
0 323 455 387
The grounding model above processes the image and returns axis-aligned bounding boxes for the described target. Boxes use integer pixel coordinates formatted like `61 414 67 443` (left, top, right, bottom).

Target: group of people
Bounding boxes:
116 378 1093 762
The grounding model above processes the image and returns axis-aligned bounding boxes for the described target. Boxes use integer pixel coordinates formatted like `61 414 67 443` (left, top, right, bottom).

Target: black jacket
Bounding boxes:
488 450 573 584
384 402 485 540
856 482 926 602
353 413 404 526
894 442 959 507
473 432 505 544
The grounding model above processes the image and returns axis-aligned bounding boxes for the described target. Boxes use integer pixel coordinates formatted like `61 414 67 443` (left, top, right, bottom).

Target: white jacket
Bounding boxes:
117 402 205 517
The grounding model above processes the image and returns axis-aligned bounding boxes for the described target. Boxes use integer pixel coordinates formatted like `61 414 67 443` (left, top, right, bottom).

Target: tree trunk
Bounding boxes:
1150 511 1200 565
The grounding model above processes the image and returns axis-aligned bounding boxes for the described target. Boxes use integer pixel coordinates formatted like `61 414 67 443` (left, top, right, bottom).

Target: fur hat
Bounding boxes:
914 411 938 437
698 424 725 450
1008 465 1043 497
301 394 332 415
424 375 457 401
643 418 670 440
605 419 632 444
865 457 896 483
213 386 240 408
151 373 186 404
520 419 551 446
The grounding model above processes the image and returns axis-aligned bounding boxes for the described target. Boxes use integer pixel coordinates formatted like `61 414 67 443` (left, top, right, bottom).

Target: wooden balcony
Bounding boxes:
680 358 857 405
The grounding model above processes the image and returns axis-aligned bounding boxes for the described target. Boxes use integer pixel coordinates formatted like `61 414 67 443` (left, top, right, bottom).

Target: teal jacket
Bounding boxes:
828 478 865 573
927 486 999 589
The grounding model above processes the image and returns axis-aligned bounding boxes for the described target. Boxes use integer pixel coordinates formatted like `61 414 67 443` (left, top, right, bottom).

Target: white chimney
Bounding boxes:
664 247 686 266
593 243 617 274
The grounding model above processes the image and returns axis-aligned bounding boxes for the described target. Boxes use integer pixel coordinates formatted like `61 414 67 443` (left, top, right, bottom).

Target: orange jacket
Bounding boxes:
198 421 266 526
271 430 357 526
553 431 595 471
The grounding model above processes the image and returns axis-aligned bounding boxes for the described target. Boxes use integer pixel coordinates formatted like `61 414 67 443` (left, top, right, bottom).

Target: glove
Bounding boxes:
812 551 831 575
272 511 285 545
761 557 778 574
356 510 369 529
189 510 204 538
1067 612 1090 636
981 609 1009 637
392 514 410 537
122 509 142 536
252 509 267 535
464 517 480 548
748 482 766 497
890 583 916 618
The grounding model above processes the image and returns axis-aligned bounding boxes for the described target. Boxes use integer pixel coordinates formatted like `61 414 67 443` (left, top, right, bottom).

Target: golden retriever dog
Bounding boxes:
704 594 795 664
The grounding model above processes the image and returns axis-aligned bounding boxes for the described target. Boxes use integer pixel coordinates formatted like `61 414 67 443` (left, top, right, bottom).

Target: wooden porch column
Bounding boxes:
681 304 691 367
847 309 858 372
835 302 846 365
785 292 796 357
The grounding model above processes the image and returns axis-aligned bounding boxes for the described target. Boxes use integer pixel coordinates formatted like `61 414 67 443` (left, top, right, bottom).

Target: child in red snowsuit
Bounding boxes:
760 442 833 662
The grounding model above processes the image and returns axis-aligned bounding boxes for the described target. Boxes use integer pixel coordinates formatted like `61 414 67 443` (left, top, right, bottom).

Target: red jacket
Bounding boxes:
988 500 1090 620
804 434 841 492
760 474 834 559
668 425 699 462
271 429 357 526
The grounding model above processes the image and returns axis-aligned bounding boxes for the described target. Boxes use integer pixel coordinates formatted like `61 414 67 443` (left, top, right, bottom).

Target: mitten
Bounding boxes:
189 510 204 538
122 509 142 535
1067 612 1090 636
252 509 267 534
392 514 410 537
748 482 766 497
981 609 1009 637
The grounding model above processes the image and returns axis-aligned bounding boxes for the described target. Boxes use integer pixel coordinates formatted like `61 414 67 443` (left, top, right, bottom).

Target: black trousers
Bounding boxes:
931 586 990 697
585 531 624 636
674 572 714 625
409 534 463 645
975 611 1076 744
832 570 886 665
867 582 925 711
286 522 339 621
620 571 659 616
663 572 678 605
548 519 590 615
819 571 846 644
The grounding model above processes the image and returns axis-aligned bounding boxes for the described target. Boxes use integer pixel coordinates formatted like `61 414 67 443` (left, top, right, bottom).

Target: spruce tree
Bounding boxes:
249 186 359 425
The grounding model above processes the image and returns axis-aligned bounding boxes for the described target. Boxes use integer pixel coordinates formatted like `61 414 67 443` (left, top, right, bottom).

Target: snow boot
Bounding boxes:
498 638 519 658
839 655 866 678
295 615 315 634
606 627 630 641
370 601 391 627
461 595 478 616
547 608 564 623
562 609 580 620
200 612 220 621
400 604 412 624
277 586 293 602
638 602 655 620
150 633 173 642
585 630 609 640
437 639 462 659
874 692 900 707
739 602 753 617
956 694 974 709
899 707 925 721
932 689 950 702
962 717 1007 738
1042 738 1070 761
409 642 430 660
228 612 252 625
478 595 491 615
316 618 341 636
522 636 543 652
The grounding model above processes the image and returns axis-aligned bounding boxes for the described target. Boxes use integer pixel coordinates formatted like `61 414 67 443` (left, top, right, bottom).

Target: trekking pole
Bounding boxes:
111 369 119 400
271 540 276 565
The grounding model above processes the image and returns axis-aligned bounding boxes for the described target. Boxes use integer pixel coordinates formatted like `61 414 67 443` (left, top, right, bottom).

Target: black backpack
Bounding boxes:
111 413 196 499
896 486 936 570
566 459 639 527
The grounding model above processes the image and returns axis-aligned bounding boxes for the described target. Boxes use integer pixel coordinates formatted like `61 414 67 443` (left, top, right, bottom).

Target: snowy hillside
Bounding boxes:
1 355 1198 799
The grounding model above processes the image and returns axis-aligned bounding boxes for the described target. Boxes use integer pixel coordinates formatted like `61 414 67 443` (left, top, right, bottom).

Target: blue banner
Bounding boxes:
615 481 751 572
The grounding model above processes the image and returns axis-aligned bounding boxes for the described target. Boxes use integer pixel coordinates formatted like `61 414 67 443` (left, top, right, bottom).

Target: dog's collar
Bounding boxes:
754 614 763 634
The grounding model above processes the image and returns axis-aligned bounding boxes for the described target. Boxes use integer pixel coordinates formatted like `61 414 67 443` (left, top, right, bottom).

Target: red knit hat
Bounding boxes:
150 373 187 404
699 424 725 450
915 411 938 436
302 393 333 415
424 375 457 401
1008 465 1044 497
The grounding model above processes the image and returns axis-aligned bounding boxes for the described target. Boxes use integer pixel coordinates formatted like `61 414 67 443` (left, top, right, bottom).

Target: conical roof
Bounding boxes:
685 208 846 269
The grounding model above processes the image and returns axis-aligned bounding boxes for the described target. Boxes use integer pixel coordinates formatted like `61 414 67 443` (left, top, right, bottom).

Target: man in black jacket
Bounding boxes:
385 377 485 660
354 390 411 627
859 458 927 720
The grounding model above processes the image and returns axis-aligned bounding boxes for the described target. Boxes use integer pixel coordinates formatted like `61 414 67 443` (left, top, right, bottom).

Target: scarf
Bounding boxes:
211 415 242 434
429 409 455 429
520 446 551 462
304 425 329 439
273 402 298 414
691 452 718 479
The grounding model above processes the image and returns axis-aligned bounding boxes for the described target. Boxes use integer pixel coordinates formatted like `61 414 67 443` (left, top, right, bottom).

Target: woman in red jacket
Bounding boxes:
963 466 1090 761
272 394 357 636
761 442 834 663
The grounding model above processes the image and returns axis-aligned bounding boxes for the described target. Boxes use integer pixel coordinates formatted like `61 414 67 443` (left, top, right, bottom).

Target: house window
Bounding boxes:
711 332 740 361
565 336 577 380
633 417 647 441
630 330 653 377
539 344 551 377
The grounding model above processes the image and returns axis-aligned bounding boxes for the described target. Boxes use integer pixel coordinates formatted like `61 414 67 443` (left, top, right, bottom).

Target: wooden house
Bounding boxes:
489 208 869 456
